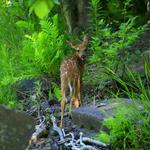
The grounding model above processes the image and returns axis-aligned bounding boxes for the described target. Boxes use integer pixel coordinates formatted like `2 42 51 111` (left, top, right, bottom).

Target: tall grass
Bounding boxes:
97 64 150 149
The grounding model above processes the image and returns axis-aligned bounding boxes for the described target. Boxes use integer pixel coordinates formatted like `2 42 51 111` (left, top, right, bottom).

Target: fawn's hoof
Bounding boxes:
59 121 63 128
74 99 79 108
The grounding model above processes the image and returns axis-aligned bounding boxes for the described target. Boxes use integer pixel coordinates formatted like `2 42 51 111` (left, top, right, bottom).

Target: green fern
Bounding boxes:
88 0 103 36
0 2 66 107
22 14 66 76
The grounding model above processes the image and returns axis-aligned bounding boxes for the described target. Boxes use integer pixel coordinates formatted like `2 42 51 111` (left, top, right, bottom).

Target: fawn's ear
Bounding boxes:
82 34 88 46
83 34 88 41
66 34 88 50
66 40 76 49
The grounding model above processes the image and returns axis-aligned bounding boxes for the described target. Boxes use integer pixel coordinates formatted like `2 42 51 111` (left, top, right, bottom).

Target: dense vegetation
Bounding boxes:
0 0 150 149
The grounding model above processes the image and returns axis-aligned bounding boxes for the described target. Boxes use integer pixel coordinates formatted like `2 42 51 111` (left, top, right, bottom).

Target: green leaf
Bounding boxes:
16 20 34 30
29 0 54 19
88 54 100 63
16 20 28 28
52 0 60 5
52 83 62 100
119 23 126 31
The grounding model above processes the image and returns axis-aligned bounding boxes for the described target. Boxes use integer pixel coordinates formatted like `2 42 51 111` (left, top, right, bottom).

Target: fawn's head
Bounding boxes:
67 34 88 57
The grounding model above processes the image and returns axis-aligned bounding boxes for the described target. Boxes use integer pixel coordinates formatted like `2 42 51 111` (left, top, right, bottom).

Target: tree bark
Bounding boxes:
60 0 88 35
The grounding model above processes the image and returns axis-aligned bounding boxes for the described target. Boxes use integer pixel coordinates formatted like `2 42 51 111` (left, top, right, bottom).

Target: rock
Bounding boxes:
15 78 51 100
71 98 142 132
0 105 35 150
72 106 105 132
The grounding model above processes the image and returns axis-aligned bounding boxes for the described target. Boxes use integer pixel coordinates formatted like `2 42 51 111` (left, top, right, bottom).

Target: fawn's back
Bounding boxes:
60 54 84 85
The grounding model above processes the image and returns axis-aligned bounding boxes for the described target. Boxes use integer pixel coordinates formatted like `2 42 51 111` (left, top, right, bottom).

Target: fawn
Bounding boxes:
60 35 88 127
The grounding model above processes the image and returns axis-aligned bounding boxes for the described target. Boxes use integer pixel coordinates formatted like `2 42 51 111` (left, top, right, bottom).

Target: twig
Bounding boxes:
50 115 108 150
76 137 107 147
29 116 46 145
50 115 64 141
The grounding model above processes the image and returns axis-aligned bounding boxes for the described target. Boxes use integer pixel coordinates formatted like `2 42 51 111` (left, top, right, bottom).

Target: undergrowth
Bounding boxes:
0 1 66 107
84 0 150 95
21 15 66 76
96 64 150 149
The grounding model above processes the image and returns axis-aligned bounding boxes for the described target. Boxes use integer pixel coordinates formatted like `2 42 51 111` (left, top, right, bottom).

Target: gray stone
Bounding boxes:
72 106 105 131
71 98 141 132
0 105 35 150
15 78 51 100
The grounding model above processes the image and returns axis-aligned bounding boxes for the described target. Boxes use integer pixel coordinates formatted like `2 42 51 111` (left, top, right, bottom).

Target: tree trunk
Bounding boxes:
60 0 88 35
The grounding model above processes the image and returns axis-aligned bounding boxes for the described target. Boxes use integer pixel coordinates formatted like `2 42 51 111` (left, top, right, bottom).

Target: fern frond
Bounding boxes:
88 0 104 36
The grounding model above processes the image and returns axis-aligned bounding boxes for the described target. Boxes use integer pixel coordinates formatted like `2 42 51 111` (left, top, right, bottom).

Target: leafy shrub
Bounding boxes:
0 15 66 83
85 0 149 90
88 0 149 70
0 1 24 47
49 82 61 100
21 14 66 76
88 17 145 67
0 1 66 106
99 67 150 149
0 1 26 106
0 85 17 108
104 106 150 149
88 0 103 36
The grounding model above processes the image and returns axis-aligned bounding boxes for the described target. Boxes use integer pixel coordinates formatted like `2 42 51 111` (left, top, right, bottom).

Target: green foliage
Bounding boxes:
49 82 61 100
0 1 66 107
85 1 150 95
95 132 110 144
88 0 149 72
35 81 42 100
88 0 103 36
0 1 25 106
16 20 34 32
29 0 55 19
21 15 66 76
106 64 150 110
107 0 138 24
101 67 150 149
0 15 65 85
88 17 145 67
0 1 24 47
0 85 17 108
107 0 123 20
103 106 150 149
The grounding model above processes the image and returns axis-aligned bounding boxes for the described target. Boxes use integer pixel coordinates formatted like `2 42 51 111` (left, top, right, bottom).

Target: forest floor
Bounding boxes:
23 93 109 150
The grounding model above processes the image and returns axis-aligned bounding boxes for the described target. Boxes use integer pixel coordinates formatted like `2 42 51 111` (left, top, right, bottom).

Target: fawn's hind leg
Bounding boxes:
77 77 83 106
69 81 73 115
73 79 80 108
60 80 67 128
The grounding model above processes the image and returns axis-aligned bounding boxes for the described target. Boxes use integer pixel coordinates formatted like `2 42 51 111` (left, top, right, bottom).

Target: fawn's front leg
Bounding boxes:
73 79 80 108
60 98 66 128
60 82 67 128
69 81 73 115
69 79 80 116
